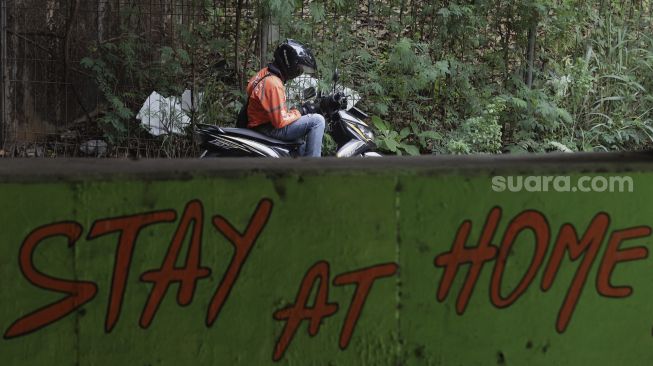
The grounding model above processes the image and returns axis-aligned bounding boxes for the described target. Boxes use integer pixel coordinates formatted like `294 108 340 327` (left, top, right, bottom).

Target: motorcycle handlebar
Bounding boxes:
318 92 348 114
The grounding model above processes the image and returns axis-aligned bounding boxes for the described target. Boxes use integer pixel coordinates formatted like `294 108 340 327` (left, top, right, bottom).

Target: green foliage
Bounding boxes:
80 1 233 144
371 115 443 155
459 102 504 154
277 0 653 155
372 116 421 156
81 18 192 143
446 139 471 155
439 98 504 154
197 80 243 127
80 0 653 155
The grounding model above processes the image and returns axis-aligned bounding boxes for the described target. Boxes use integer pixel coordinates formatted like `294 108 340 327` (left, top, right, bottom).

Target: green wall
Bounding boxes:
1 156 653 365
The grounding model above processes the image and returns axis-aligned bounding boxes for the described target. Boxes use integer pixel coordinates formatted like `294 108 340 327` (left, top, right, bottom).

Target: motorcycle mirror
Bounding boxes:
303 86 317 100
332 68 340 83
332 68 340 94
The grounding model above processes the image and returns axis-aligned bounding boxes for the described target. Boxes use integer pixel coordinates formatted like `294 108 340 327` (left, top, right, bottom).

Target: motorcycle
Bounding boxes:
196 70 381 158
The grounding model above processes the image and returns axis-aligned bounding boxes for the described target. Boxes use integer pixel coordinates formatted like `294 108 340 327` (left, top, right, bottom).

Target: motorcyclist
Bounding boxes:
245 39 325 157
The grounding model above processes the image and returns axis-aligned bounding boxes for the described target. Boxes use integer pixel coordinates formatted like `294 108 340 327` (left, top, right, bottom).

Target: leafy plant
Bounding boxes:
76 0 653 156
372 116 442 155
372 116 420 155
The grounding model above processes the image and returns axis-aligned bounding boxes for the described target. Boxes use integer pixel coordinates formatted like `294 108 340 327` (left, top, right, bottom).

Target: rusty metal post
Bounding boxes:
0 0 7 146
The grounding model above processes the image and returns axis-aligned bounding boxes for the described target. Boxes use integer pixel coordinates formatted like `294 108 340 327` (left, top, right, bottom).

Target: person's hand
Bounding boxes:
301 101 321 115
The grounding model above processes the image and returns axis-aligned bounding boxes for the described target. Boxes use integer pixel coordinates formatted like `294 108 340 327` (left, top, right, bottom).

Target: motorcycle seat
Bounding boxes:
222 127 304 146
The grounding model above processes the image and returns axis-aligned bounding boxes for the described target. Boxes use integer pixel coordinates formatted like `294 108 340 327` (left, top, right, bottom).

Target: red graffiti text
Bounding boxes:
4 199 273 339
435 208 651 332
273 261 398 361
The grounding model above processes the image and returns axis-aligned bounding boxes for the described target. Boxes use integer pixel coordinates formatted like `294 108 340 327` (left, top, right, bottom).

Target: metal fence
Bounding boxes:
0 0 264 158
0 0 375 158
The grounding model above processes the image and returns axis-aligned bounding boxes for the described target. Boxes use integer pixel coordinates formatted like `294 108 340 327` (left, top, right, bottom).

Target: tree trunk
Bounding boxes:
259 12 279 69
98 0 108 42
398 0 405 40
526 19 537 88
235 0 244 88
368 0 373 28
502 7 512 87
0 0 7 145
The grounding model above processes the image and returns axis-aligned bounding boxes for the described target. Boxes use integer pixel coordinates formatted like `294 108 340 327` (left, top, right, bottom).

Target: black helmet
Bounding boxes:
273 39 317 81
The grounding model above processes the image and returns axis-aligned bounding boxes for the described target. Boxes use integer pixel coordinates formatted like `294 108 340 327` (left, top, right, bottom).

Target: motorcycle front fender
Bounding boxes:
336 140 375 158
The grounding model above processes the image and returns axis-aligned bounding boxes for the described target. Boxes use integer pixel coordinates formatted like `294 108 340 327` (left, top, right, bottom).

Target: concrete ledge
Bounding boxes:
2 151 653 182
2 151 653 365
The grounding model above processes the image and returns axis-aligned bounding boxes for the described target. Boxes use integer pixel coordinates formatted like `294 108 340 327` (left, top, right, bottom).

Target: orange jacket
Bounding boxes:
246 67 301 129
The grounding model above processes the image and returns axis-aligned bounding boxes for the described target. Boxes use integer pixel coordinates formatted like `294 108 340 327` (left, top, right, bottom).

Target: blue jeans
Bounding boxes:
255 114 326 157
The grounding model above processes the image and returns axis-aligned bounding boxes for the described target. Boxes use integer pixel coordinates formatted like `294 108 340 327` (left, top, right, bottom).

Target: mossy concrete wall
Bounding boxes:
1 154 653 365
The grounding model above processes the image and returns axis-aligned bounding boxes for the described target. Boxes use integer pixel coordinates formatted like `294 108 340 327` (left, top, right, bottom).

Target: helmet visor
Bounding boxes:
300 64 317 74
